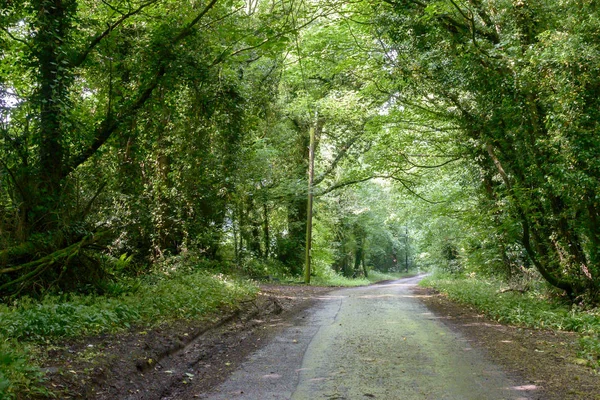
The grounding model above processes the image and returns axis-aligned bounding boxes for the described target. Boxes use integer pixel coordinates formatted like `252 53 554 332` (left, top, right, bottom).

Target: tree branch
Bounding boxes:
0 230 113 293
317 176 375 196
382 0 499 45
401 153 461 168
81 181 108 218
317 173 446 204
228 10 325 58
0 26 32 48
72 0 161 68
385 174 446 204
314 132 363 186
65 0 221 176
0 159 27 204
174 0 220 43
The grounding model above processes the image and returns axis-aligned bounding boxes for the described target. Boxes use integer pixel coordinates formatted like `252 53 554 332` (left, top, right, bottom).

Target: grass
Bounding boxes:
1 272 257 342
367 270 418 283
420 271 600 368
310 268 417 287
0 340 50 400
311 273 370 287
234 255 419 288
0 262 418 398
0 270 258 399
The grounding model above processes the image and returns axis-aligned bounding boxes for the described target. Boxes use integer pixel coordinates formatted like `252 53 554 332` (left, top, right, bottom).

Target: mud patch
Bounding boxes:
34 284 334 399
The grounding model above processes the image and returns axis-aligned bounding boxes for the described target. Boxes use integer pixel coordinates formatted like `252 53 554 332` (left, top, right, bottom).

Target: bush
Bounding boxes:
241 258 290 280
0 272 257 342
0 339 49 399
311 269 370 287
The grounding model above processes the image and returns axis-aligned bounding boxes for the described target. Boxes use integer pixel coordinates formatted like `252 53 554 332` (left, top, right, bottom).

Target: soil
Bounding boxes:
34 282 599 399
414 286 600 400
34 284 334 399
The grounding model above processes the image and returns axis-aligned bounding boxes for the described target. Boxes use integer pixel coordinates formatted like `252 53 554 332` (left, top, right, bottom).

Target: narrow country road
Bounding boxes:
199 276 531 400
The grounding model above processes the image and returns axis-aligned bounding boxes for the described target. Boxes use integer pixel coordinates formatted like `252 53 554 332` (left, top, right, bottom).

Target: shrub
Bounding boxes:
0 339 48 399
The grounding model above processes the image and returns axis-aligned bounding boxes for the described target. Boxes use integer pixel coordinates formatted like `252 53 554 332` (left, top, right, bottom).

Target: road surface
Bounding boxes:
200 276 531 399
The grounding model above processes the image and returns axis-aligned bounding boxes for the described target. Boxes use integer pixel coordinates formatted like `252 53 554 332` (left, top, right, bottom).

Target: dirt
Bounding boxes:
414 286 600 400
34 284 334 399
34 283 599 399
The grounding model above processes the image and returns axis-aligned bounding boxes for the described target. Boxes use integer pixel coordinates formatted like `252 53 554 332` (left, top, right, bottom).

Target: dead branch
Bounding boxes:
0 231 113 294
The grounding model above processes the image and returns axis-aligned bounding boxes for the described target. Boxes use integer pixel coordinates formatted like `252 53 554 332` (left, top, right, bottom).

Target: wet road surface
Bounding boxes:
200 276 531 399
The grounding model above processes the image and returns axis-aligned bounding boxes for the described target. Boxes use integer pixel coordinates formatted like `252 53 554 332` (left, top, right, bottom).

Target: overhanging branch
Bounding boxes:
65 0 221 176
72 0 161 68
314 132 364 186
317 174 446 204
401 153 462 168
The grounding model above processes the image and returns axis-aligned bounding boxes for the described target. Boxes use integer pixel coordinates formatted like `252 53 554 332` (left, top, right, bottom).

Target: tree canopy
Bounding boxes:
1 0 599 302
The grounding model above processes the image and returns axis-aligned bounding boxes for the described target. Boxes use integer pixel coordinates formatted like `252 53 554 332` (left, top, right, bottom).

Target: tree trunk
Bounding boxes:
263 202 270 258
32 0 75 231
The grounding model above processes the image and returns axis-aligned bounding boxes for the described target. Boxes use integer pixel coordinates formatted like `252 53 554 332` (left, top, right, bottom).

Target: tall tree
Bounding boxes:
0 0 303 293
377 0 600 300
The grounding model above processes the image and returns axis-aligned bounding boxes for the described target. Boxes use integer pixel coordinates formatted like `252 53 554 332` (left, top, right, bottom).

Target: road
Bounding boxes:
200 276 530 399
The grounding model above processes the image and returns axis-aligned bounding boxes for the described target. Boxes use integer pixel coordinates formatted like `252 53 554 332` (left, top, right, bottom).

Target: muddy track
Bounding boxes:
202 276 529 399
38 285 334 399
37 283 600 399
415 286 600 400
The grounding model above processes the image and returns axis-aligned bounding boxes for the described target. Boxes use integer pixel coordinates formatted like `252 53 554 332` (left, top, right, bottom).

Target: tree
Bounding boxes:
0 0 304 294
377 0 600 301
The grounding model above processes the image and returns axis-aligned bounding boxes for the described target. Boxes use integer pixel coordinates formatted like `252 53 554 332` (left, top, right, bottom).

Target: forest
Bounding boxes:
1 0 600 397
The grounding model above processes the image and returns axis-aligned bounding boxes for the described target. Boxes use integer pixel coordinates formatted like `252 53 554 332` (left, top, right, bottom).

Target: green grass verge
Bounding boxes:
0 271 258 399
311 273 370 287
310 269 417 287
367 270 417 283
420 272 600 368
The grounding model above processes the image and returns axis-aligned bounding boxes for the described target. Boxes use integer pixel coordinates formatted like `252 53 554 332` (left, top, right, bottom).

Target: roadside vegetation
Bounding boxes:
421 271 600 370
0 265 257 399
0 255 414 398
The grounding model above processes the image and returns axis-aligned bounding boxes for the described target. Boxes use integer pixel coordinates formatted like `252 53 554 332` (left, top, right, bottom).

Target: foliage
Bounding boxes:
366 270 416 283
0 340 49 400
378 0 600 300
311 267 415 287
0 0 299 293
311 269 371 287
1 0 598 390
0 268 256 396
241 258 293 281
0 272 256 342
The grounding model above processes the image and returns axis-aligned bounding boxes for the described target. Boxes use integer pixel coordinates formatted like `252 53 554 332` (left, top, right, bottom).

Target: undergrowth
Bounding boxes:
420 271 600 369
0 259 417 398
367 270 417 283
310 268 416 287
240 255 419 287
0 270 257 398
311 272 370 287
0 340 50 400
